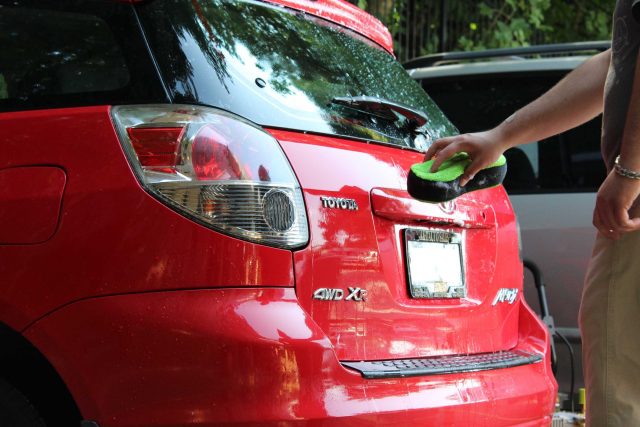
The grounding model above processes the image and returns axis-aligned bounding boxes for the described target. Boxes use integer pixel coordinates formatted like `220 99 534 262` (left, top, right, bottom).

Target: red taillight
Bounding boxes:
112 104 309 248
191 125 242 180
127 127 184 171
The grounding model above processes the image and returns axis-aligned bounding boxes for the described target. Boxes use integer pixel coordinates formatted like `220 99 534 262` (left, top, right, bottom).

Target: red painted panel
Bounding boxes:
260 0 394 54
0 107 293 330
0 166 66 244
271 129 523 361
25 288 555 426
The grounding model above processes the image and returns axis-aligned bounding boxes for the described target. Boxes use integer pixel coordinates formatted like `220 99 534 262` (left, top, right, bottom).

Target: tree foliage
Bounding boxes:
543 0 614 42
459 0 552 50
354 0 616 55
460 0 614 50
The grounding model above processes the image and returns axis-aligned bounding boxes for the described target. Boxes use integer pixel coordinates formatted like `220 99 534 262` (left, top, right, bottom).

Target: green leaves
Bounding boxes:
464 0 552 50
353 0 614 55
460 0 612 51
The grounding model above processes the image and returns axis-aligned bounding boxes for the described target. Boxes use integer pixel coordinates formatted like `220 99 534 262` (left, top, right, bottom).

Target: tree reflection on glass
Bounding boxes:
141 0 457 147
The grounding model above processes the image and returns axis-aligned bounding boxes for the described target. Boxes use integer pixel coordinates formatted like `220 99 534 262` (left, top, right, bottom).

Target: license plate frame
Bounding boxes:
404 228 466 299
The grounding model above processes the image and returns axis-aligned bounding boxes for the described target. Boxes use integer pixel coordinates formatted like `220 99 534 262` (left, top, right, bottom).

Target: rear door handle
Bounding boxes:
370 187 494 228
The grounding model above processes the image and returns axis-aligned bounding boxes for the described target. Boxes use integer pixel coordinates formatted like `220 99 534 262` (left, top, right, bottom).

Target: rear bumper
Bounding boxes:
25 288 556 426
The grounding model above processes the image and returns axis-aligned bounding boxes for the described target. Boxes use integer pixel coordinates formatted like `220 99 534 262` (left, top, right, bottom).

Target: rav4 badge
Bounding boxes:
492 288 519 306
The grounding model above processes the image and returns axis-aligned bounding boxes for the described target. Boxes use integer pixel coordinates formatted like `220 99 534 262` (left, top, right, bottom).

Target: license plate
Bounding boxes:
404 229 466 299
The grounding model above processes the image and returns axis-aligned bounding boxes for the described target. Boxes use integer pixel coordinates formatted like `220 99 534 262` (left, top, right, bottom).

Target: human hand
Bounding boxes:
593 170 640 239
423 130 510 186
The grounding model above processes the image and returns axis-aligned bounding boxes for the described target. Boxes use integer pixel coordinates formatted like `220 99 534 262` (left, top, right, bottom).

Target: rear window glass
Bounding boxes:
0 0 166 112
422 73 605 193
138 0 456 148
0 8 128 100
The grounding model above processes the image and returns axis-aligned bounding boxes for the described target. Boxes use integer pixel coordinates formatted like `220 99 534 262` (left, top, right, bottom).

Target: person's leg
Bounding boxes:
580 231 640 426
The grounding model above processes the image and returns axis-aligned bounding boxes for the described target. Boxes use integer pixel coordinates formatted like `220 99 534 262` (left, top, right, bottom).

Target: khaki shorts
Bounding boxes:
579 231 640 426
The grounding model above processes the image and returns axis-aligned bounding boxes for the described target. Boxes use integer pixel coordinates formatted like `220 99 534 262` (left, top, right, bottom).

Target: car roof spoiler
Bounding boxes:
403 41 611 69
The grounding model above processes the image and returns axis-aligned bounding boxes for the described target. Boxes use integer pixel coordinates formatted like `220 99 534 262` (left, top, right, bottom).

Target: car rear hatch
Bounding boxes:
273 129 523 362
137 0 527 363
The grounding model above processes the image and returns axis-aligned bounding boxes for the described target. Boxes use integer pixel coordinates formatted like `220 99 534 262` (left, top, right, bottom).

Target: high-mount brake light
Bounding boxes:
111 105 309 249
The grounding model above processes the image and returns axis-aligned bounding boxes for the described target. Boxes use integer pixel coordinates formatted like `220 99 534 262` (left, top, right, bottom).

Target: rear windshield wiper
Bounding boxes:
330 96 428 132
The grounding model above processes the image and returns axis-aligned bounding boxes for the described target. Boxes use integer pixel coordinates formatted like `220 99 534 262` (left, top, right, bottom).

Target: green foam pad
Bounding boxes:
410 152 506 183
407 152 508 202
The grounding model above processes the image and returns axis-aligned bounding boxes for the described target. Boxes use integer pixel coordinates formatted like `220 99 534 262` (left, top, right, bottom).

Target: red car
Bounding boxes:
0 0 556 426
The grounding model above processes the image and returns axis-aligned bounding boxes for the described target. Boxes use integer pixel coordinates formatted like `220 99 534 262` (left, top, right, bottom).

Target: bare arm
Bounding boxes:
593 49 640 238
491 49 610 147
424 49 611 185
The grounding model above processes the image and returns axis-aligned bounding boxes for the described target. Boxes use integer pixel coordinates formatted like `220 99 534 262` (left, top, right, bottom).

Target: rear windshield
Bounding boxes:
138 0 456 148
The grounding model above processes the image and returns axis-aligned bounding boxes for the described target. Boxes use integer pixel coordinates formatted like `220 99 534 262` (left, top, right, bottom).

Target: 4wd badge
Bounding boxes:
313 287 367 301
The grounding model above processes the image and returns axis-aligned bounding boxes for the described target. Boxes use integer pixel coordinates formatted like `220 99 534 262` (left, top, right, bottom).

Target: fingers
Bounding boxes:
422 132 503 184
593 172 640 238
459 159 486 187
429 144 461 172
613 215 640 233
593 201 640 239
593 209 619 239
593 202 621 238
426 134 476 172
628 218 640 235
423 137 454 161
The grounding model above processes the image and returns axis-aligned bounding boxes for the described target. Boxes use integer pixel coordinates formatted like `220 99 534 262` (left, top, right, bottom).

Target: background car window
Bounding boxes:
422 73 606 193
0 0 166 112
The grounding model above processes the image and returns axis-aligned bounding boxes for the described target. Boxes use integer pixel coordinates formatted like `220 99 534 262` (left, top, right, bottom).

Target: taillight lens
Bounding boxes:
191 125 243 180
111 105 308 249
127 126 184 171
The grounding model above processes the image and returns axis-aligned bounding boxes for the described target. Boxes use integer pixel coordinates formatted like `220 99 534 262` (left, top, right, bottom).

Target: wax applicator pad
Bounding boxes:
407 153 507 202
